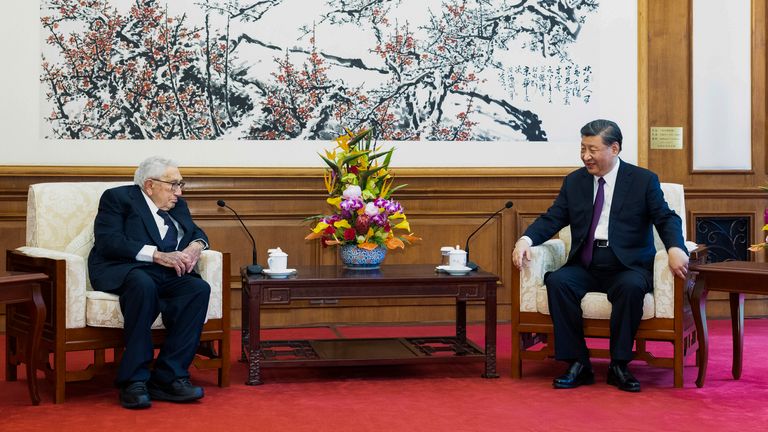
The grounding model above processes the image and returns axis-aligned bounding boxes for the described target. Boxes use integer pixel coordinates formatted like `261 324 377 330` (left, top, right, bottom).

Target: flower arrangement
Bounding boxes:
305 128 420 250
748 205 768 252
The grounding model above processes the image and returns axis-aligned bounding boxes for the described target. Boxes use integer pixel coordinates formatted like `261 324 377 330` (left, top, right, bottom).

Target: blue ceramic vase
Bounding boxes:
339 244 387 270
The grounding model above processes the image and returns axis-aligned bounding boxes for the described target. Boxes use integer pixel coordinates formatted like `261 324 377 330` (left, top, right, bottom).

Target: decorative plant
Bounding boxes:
748 194 768 251
305 128 420 250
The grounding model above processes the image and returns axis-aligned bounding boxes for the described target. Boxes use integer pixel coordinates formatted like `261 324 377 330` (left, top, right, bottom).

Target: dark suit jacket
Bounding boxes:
523 160 686 284
88 185 208 292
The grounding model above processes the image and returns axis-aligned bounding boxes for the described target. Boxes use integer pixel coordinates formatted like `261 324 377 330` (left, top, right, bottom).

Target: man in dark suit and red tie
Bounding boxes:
512 119 689 392
88 156 210 409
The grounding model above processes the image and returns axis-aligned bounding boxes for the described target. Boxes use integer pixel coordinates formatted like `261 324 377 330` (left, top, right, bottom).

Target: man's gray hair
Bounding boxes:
134 156 179 186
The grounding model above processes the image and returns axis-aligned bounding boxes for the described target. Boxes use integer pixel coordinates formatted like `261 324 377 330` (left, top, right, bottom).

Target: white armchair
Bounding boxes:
6 182 230 403
512 183 706 387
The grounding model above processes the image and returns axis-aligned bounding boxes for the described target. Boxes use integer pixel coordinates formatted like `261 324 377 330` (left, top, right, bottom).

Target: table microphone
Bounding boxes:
465 201 513 271
216 200 263 274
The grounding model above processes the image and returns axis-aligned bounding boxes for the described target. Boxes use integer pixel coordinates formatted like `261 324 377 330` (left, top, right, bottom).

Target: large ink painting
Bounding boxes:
39 0 634 152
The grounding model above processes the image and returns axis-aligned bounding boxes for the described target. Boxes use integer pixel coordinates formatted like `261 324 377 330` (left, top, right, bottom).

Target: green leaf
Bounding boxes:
347 129 370 149
319 153 342 181
364 129 373 151
358 166 383 190
303 214 327 222
385 184 408 198
339 150 370 168
381 147 394 167
367 149 393 167
319 152 338 170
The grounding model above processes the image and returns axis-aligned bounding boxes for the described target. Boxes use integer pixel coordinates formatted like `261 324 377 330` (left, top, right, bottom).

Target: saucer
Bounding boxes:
435 265 472 276
263 268 297 278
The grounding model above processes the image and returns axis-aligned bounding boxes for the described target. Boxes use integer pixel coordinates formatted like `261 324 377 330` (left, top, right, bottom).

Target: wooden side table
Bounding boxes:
688 261 768 388
1 271 48 405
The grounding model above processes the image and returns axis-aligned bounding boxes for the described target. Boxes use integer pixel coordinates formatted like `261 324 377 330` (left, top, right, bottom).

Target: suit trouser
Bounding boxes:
109 265 210 385
544 246 651 364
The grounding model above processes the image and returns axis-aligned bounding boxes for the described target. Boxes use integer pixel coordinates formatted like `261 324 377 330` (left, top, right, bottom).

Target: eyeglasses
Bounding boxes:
151 178 186 191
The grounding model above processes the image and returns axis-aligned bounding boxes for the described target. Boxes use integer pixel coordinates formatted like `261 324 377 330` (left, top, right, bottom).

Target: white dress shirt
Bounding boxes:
592 159 621 242
135 191 184 262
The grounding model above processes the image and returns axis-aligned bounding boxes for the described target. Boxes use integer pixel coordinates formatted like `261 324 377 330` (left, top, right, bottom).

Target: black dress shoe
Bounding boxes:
148 377 204 402
553 361 595 389
607 363 641 392
119 381 151 409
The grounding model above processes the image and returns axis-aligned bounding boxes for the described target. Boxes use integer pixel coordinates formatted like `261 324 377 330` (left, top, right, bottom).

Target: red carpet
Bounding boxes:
2 320 767 431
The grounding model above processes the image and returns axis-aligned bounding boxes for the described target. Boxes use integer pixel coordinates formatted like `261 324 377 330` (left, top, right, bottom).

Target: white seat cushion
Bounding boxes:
86 290 164 329
536 285 655 320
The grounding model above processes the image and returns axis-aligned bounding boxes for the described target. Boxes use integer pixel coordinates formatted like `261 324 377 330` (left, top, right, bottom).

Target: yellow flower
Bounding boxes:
333 220 351 229
335 129 355 151
306 128 421 251
312 221 329 233
394 220 410 231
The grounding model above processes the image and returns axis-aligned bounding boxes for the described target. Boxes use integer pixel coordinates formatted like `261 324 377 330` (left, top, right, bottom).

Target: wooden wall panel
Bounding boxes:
2 172 768 331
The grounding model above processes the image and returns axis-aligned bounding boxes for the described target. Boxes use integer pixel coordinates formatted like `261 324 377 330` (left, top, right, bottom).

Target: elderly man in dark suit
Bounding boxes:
512 119 689 392
89 156 210 409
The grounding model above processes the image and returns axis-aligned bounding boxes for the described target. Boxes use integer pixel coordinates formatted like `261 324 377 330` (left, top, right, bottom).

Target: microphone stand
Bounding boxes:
465 201 513 271
217 200 263 274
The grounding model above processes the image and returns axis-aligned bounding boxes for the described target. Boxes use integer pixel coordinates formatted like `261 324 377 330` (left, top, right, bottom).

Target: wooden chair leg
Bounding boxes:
636 338 647 356
6 333 18 381
673 339 684 388
510 330 522 379
53 350 66 404
219 337 230 387
219 339 229 387
93 349 106 369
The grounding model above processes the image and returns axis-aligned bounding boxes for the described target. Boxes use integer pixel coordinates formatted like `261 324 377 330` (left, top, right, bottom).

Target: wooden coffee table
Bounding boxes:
241 264 499 385
1 271 48 405
689 261 768 387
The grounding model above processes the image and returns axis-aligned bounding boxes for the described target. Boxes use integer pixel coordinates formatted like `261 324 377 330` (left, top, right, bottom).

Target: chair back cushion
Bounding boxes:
654 183 686 251
26 182 131 251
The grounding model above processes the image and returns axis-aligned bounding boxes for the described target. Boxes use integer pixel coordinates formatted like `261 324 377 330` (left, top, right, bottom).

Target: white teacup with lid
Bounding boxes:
440 246 454 266
267 247 288 272
448 245 467 269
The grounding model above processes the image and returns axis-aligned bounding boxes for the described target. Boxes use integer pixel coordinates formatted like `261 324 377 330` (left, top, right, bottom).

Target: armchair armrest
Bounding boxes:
195 249 224 320
688 244 709 264
652 243 709 319
519 239 567 312
652 249 675 319
10 247 88 329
